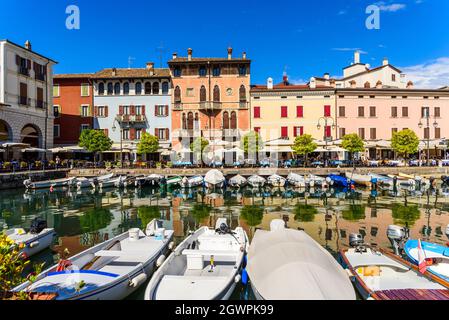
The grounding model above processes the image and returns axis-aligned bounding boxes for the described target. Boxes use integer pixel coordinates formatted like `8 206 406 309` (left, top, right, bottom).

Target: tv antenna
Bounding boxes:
155 43 168 68
128 56 135 69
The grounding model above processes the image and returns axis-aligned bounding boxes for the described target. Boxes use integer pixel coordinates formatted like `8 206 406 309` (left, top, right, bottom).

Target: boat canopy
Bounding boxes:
247 228 356 300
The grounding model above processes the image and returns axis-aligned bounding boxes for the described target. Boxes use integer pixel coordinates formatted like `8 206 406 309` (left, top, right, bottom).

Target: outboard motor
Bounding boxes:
442 176 449 186
215 218 230 234
30 218 47 234
387 225 410 255
349 233 364 248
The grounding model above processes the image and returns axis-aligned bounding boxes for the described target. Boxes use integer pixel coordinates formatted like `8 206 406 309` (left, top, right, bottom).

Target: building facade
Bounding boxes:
91 63 172 159
168 48 251 151
0 40 56 159
53 74 94 146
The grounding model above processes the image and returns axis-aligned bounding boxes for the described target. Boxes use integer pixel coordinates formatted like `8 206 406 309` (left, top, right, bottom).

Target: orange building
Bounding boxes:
168 48 251 151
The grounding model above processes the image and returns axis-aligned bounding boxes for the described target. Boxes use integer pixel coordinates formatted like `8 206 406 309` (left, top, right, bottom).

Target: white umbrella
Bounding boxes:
21 148 48 153
1 142 30 148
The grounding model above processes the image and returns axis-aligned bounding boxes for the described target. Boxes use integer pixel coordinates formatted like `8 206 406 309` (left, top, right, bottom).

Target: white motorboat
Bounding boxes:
247 220 356 300
135 174 164 187
370 174 394 187
346 172 372 188
77 173 114 190
204 169 225 189
5 218 55 259
228 175 247 188
267 175 286 188
287 173 306 188
99 176 127 189
306 174 329 188
13 220 174 300
144 218 248 300
181 175 204 189
247 175 266 188
24 177 77 190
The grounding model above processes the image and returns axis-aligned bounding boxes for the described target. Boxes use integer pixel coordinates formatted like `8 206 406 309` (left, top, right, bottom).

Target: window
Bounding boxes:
435 127 441 139
424 127 430 139
254 106 261 118
338 106 345 117
324 105 331 117
239 85 246 102
213 85 220 102
435 107 441 118
123 105 130 115
123 83 129 95
230 112 237 129
358 106 365 117
53 84 60 97
156 128 169 141
294 126 304 137
339 128 346 138
156 105 168 117
391 106 398 118
200 86 207 102
114 83 120 95
358 128 365 140
187 112 194 130
212 66 221 77
369 106 376 117
199 66 207 77
254 127 261 133
223 112 230 129
122 129 130 140
98 83 105 95
281 106 288 118
53 105 61 118
36 87 44 108
81 83 89 96
370 128 377 140
422 107 430 118
135 82 142 95
281 127 288 138
19 82 28 105
53 125 60 138
174 86 181 103
162 82 169 94
81 124 90 132
135 105 142 115
297 106 304 118
152 82 159 95
136 129 142 140
107 83 113 95
173 67 182 77
239 65 247 76
81 105 90 117
402 106 409 117
392 74 396 82
145 82 151 95
97 106 108 118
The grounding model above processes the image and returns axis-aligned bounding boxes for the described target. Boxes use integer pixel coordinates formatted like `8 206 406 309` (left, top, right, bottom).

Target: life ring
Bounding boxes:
56 259 72 272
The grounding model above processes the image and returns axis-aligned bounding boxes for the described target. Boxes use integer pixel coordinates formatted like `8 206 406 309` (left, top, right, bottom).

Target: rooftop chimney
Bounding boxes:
172 52 178 60
227 47 233 60
324 73 330 80
242 52 247 59
24 40 32 51
383 57 389 66
146 62 154 70
354 50 360 64
407 81 414 89
376 80 383 89
350 80 356 88
309 77 316 89
283 73 289 85
187 48 193 61
267 77 273 90
112 68 117 76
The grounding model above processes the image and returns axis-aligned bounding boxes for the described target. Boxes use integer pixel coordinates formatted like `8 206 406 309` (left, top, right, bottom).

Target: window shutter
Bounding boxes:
27 59 31 70
297 106 303 118
155 105 158 116
165 105 169 116
16 55 20 65
254 106 260 118
293 127 297 137
104 129 109 137
300 127 304 136
142 128 146 134
79 106 83 116
105 106 109 117
94 106 98 117
130 128 136 140
130 105 135 115
155 128 159 139
141 105 145 115
165 128 169 140
324 105 331 117
119 105 123 115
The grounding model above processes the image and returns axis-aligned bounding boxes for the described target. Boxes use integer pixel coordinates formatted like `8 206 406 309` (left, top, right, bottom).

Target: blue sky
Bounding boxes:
1 0 449 87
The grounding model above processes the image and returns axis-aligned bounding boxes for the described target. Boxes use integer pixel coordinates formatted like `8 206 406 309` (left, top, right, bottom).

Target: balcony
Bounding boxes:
172 129 201 139
239 101 249 109
116 114 147 123
18 96 30 106
222 129 241 138
173 103 183 111
18 67 30 77
199 101 222 111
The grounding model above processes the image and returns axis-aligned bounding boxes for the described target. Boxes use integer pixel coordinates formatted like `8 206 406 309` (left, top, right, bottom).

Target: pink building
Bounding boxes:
336 87 449 159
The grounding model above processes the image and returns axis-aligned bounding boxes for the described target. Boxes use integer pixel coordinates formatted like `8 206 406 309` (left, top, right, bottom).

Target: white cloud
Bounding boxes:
373 1 406 12
402 57 449 89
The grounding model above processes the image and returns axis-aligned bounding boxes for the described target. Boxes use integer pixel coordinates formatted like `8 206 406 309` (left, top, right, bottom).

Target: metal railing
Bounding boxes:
116 114 147 123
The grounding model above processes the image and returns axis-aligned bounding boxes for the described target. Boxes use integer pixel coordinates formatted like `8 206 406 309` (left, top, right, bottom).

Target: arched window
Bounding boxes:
174 86 181 103
182 113 187 130
114 83 121 95
230 111 237 129
213 85 220 102
194 113 199 130
223 112 230 129
107 83 113 95
239 85 246 102
123 82 129 95
135 82 142 95
187 112 194 130
145 82 151 95
98 83 105 95
364 82 371 88
152 82 160 95
200 85 207 102
162 82 169 94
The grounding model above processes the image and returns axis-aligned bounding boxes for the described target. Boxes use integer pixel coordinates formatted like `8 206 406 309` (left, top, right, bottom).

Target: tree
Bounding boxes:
242 131 264 161
190 137 209 165
391 203 420 227
240 205 264 237
341 133 365 168
294 203 318 222
391 129 419 161
341 205 366 221
292 134 317 167
137 133 159 156
78 129 113 164
138 206 161 228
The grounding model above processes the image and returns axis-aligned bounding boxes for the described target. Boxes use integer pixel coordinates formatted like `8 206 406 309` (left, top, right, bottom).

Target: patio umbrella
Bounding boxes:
21 147 48 153
1 142 30 148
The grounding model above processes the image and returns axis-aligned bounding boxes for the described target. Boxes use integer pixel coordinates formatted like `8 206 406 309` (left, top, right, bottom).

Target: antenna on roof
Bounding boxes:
128 56 135 69
156 42 168 68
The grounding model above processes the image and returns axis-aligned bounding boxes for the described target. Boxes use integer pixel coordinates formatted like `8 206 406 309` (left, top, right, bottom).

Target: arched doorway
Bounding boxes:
21 124 41 147
0 120 11 142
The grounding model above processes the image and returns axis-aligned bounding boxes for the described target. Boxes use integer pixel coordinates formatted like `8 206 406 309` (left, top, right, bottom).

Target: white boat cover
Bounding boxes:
204 169 225 185
248 175 266 184
247 228 356 300
229 175 247 185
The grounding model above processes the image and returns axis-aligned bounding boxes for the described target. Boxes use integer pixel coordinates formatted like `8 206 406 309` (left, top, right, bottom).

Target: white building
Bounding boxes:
91 63 172 160
0 40 57 159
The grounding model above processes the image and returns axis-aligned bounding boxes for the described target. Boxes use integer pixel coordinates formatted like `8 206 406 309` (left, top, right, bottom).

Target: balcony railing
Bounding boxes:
173 103 183 111
116 114 147 123
172 129 201 138
35 73 46 81
199 101 222 110
239 101 249 109
18 67 29 77
222 129 241 138
18 96 30 106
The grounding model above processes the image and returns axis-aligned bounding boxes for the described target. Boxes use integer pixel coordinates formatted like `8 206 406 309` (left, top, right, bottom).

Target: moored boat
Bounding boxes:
98 176 127 189
327 174 354 188
247 175 266 188
267 175 286 188
24 177 77 190
180 175 204 189
144 218 248 300
77 173 114 190
305 174 329 188
345 172 372 188
13 220 174 300
247 219 356 300
287 173 306 188
228 175 247 188
204 169 225 189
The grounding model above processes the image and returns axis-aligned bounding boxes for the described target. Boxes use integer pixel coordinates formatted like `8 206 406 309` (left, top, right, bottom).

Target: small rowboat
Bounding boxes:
13 220 174 300
204 170 225 189
24 177 77 190
247 175 266 188
144 218 248 300
228 175 247 188
287 173 306 188
181 175 204 189
77 173 114 190
339 247 449 300
99 176 127 189
267 175 286 188
345 172 372 188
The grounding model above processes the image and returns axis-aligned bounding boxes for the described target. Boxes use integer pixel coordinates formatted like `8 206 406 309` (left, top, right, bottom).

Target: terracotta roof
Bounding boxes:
91 68 171 79
251 84 333 92
54 73 94 79
339 64 402 81
168 57 250 63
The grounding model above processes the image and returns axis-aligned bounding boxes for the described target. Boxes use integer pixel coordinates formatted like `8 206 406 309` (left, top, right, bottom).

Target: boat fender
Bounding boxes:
29 241 39 248
234 274 241 284
168 242 175 251
129 273 147 288
241 268 248 285
156 255 166 267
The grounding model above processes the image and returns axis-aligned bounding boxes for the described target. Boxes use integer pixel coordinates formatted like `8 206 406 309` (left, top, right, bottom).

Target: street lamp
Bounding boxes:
317 117 336 167
112 119 124 169
418 111 438 166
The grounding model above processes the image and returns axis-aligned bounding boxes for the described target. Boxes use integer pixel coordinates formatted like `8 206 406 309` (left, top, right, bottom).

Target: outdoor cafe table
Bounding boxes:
388 160 401 167
368 160 379 167
442 160 449 166
312 161 324 166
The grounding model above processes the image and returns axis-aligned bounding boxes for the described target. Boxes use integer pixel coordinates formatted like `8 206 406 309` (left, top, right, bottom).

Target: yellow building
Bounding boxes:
250 76 336 146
